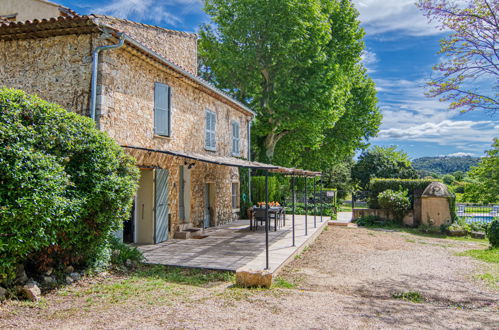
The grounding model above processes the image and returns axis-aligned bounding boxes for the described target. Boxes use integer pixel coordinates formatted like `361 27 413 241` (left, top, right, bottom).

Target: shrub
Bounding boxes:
0 88 139 285
355 215 381 226
488 220 499 248
109 236 144 267
251 176 279 203
368 178 436 209
377 189 411 222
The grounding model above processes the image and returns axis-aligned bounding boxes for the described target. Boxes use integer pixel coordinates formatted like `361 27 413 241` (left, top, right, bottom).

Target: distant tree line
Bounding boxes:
412 156 480 176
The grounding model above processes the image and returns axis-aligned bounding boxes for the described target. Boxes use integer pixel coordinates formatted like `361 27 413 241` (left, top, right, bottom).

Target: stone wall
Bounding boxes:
0 0 62 22
0 33 94 115
94 15 198 74
353 208 415 227
99 45 250 159
128 148 239 232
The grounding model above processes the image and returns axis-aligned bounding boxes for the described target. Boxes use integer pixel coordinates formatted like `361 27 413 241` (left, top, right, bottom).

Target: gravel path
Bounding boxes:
1 226 497 329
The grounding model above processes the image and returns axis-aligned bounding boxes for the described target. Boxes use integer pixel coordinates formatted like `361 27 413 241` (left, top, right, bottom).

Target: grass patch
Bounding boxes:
474 273 499 289
392 291 424 303
272 277 296 289
457 248 499 264
133 265 235 286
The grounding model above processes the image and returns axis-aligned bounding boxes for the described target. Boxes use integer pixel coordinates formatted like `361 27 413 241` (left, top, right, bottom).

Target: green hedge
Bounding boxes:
368 178 436 209
0 88 139 285
251 176 280 203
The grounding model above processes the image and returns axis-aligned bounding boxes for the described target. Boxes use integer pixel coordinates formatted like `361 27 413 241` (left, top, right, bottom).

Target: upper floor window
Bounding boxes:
205 110 216 151
154 82 171 136
231 121 240 156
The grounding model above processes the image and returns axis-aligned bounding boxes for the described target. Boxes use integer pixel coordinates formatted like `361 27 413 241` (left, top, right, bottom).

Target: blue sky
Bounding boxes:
60 0 498 159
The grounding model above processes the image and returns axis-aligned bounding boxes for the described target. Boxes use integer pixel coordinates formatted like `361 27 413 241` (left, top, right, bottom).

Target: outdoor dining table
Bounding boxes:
250 206 285 231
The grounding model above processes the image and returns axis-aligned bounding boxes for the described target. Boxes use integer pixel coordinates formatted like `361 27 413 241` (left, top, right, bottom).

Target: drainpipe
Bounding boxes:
248 118 253 204
89 33 125 123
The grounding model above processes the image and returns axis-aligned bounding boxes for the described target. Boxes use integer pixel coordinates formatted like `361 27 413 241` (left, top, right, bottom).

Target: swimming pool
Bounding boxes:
465 216 494 223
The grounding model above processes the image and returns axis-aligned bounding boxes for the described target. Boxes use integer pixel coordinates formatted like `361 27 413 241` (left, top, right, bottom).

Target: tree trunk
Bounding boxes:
264 131 289 161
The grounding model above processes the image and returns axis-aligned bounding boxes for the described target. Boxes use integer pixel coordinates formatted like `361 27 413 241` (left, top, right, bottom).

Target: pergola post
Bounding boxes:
265 170 269 270
320 176 323 222
313 176 317 228
292 175 295 247
304 176 308 236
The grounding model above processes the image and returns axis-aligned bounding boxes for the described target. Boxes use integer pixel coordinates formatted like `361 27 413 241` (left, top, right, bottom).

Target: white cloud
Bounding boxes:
94 0 202 26
445 152 475 157
373 77 498 151
361 49 378 73
352 0 442 36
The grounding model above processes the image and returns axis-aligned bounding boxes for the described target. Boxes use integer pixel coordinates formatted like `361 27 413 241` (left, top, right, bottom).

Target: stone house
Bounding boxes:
0 2 279 244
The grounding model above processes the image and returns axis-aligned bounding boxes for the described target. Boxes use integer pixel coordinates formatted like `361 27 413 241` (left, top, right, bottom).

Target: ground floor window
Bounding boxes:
232 182 239 209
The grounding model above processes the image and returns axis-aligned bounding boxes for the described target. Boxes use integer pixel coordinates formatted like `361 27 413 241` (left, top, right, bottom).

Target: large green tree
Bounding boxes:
352 146 418 189
463 139 499 203
199 0 380 163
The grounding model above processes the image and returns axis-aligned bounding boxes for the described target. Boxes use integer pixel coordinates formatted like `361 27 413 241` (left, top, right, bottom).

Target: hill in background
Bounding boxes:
412 156 480 176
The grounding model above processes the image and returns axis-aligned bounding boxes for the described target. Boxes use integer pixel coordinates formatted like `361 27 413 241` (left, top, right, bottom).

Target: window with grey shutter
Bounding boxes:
205 110 216 151
154 82 171 136
231 121 240 156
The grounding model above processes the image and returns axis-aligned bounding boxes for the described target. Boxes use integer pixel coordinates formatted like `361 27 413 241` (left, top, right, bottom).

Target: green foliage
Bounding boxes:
0 88 139 284
251 176 279 203
377 189 411 222
463 139 499 204
319 159 354 199
284 202 335 216
109 237 144 267
352 146 418 190
488 220 499 248
355 215 381 226
412 156 479 175
368 178 435 209
442 174 455 185
199 0 380 163
392 291 424 303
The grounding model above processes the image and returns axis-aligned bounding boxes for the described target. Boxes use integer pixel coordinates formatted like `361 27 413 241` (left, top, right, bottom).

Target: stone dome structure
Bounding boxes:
421 182 452 198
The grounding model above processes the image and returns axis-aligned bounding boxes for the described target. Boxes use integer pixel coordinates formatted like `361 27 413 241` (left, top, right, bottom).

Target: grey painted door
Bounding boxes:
204 183 210 228
179 166 185 222
155 169 169 243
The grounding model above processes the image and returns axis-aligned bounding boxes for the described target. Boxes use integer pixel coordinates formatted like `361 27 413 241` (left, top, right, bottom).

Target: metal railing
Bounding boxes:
456 203 499 224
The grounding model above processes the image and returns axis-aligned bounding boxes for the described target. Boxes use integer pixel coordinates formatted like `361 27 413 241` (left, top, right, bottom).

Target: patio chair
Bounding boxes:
253 207 278 231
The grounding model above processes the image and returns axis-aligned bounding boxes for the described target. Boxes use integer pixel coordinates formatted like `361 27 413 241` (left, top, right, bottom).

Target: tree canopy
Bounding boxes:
463 139 499 203
412 155 480 175
199 0 380 164
352 146 418 189
417 0 498 112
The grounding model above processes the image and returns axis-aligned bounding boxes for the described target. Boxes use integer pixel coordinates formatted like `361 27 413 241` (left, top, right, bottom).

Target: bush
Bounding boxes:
251 176 279 203
377 189 411 222
0 88 139 285
109 236 144 267
488 220 499 248
368 178 436 209
355 215 381 226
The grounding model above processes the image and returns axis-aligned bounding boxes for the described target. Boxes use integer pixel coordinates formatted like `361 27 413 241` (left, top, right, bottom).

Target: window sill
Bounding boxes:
154 134 172 139
232 208 240 212
205 147 217 152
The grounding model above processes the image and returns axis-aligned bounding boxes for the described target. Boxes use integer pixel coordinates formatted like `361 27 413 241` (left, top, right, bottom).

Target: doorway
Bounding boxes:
204 183 215 228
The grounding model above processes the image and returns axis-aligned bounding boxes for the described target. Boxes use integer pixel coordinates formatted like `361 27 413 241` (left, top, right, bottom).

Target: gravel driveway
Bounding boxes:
1 226 497 329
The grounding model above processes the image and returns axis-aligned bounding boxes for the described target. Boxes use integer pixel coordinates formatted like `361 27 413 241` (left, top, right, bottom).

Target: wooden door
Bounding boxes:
155 169 169 243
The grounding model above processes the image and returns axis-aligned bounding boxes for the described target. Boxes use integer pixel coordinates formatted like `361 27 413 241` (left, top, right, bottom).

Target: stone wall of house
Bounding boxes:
128 148 239 232
94 15 198 74
0 0 62 22
99 45 250 160
0 33 94 115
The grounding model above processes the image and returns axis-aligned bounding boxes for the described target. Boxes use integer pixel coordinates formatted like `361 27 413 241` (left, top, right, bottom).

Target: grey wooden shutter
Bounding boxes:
154 83 170 136
205 110 216 150
232 121 240 155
